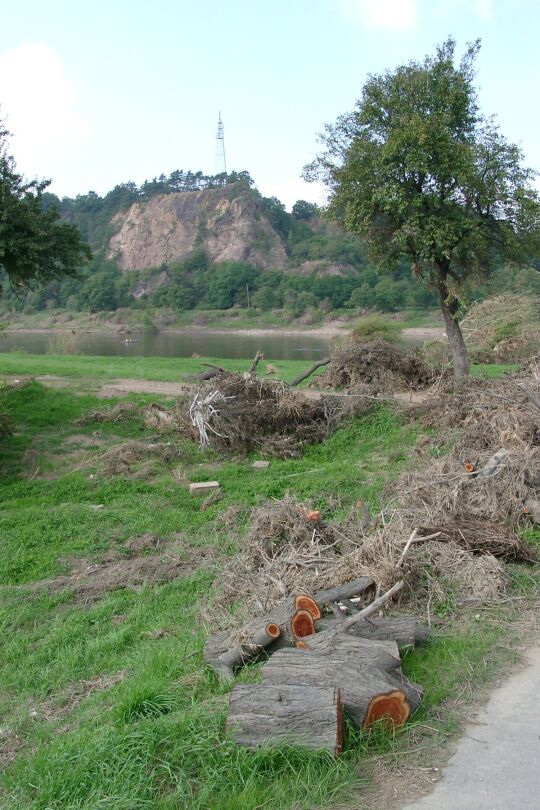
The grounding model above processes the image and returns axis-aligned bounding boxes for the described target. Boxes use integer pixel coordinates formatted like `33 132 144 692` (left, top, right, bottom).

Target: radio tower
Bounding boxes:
215 111 227 175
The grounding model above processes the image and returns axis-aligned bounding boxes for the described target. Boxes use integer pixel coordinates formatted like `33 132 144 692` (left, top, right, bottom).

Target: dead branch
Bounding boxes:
290 358 331 387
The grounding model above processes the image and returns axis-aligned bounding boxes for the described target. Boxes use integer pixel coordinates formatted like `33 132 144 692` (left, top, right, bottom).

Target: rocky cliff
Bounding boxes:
107 184 288 271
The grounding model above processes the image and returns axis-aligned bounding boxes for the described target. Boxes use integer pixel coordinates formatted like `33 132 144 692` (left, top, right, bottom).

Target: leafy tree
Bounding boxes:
0 124 91 294
306 39 540 385
292 200 318 220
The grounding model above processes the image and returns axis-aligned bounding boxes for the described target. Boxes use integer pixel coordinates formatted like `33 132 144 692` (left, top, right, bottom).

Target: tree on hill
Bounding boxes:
292 200 318 220
0 123 91 293
305 38 540 386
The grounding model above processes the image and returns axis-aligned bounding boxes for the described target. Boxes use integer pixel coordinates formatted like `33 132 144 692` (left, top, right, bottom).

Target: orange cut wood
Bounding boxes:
295 595 321 620
289 609 315 639
362 690 410 730
464 461 476 473
306 510 321 523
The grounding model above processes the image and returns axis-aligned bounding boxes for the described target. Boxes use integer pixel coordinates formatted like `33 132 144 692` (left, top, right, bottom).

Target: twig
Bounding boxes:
397 528 418 568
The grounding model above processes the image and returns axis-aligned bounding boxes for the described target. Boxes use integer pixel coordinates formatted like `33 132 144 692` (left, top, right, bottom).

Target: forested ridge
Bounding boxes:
1 168 538 318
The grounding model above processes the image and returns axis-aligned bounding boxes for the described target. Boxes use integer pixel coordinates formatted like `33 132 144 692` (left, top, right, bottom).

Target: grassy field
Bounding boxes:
0 351 518 386
0 374 537 809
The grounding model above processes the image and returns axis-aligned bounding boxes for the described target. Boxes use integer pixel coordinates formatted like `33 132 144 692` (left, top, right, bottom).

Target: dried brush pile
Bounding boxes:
208 497 376 628
317 339 435 394
208 372 540 636
462 293 540 362
96 440 181 477
185 373 367 457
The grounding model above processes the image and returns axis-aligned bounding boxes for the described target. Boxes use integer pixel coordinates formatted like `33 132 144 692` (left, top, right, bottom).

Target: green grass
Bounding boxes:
0 351 518 387
0 380 537 809
0 352 314 384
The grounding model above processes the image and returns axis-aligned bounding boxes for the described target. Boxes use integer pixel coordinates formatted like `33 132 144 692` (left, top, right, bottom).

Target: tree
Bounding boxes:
0 124 91 293
292 200 318 220
305 39 540 386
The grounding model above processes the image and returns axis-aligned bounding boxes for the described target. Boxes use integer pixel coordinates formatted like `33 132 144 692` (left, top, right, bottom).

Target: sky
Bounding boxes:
0 0 538 210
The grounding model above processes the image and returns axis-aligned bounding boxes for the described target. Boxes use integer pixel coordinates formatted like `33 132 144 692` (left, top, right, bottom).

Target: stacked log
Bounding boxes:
204 594 321 682
205 582 429 752
314 616 430 649
227 684 343 754
261 635 422 729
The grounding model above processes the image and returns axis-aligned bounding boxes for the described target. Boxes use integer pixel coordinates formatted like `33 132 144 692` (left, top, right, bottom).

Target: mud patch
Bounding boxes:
32 670 126 723
25 548 197 604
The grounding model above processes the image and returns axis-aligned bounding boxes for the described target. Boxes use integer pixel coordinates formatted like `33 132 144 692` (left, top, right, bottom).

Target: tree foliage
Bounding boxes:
306 38 540 384
0 124 91 293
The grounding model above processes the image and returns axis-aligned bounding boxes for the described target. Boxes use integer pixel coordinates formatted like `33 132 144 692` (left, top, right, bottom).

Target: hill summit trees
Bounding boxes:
306 38 540 386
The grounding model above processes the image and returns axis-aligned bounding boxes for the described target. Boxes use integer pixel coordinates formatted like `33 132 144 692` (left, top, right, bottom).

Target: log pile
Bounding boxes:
205 578 429 754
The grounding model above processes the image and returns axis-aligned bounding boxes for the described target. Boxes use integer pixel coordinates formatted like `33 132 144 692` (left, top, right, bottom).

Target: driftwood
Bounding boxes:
197 363 228 381
262 634 422 728
290 358 331 387
313 577 374 608
314 616 430 649
227 684 343 754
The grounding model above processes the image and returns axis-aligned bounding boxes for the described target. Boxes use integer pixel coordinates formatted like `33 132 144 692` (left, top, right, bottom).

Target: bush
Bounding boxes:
352 315 401 342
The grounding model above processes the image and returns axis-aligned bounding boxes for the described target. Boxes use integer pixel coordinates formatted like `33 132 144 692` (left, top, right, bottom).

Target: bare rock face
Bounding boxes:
107 184 287 271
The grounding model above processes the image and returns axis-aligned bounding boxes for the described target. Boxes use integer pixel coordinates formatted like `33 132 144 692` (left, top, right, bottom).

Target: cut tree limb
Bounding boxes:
313 616 430 649
314 577 374 608
203 595 319 680
289 358 331 387
227 684 343 754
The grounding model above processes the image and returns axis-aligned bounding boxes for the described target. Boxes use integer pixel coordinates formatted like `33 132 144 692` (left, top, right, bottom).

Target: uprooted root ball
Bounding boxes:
186 373 369 457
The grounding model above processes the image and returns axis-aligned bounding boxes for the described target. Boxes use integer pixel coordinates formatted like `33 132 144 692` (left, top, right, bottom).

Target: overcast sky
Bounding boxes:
0 0 538 210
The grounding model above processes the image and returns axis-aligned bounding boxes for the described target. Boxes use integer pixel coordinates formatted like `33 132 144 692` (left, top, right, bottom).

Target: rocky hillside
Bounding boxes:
107 184 288 271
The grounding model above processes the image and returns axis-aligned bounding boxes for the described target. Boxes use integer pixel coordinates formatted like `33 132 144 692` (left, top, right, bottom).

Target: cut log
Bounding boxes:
227 684 343 754
313 577 374 608
204 623 281 683
261 635 422 728
203 595 318 680
314 616 430 649
362 690 410 730
218 623 281 671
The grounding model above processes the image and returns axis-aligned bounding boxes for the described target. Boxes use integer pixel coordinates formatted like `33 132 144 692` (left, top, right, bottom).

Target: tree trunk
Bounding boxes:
226 684 343 754
434 265 469 389
261 636 422 728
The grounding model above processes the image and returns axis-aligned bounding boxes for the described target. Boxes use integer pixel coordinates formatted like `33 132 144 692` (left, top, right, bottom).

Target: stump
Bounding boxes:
226 684 343 754
261 635 422 728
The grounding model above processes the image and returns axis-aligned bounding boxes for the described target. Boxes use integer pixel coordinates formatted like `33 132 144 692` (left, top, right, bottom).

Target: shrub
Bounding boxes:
352 314 401 342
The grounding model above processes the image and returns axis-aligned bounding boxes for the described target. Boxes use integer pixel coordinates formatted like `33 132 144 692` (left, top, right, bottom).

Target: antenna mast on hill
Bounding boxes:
215 111 227 175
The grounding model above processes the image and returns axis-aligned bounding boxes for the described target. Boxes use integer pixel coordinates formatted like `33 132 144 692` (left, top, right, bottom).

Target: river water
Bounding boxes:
0 329 333 361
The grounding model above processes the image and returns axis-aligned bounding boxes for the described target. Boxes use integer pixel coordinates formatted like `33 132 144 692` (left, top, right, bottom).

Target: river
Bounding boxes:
0 329 333 361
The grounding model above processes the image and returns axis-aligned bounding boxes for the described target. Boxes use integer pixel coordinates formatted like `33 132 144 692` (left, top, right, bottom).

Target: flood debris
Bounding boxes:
317 339 435 394
203 368 539 754
186 373 366 457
